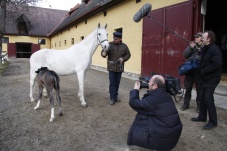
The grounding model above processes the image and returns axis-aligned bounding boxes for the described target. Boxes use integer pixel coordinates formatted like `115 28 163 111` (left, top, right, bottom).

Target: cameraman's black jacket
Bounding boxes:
199 43 222 87
127 88 182 150
101 42 131 72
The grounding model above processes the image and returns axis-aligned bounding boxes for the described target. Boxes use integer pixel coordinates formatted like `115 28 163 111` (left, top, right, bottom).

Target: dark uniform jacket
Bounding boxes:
127 88 183 150
199 43 222 87
101 42 131 72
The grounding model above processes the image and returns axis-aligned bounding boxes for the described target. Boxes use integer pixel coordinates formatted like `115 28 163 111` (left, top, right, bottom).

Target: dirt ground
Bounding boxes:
0 58 227 151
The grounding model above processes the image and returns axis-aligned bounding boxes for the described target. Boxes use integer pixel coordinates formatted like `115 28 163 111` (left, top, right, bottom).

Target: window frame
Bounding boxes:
38 38 46 45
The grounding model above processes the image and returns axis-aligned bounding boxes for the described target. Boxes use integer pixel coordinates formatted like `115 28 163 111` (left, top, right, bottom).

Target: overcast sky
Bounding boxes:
37 0 81 10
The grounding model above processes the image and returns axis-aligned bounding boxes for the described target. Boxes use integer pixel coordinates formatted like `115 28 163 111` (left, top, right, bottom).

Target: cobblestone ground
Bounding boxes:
0 58 227 151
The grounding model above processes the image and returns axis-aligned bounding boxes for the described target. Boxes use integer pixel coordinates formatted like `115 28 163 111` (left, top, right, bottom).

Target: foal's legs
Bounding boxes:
48 89 55 123
77 70 87 107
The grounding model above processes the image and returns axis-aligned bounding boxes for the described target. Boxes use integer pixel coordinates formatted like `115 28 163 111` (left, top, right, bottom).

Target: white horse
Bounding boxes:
30 23 109 107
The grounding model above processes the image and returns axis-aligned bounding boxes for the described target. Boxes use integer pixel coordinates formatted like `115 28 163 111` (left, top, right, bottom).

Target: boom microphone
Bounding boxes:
133 3 152 23
133 3 189 43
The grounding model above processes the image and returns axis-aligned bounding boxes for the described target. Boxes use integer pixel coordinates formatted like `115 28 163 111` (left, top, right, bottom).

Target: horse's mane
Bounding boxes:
67 28 95 50
70 26 106 49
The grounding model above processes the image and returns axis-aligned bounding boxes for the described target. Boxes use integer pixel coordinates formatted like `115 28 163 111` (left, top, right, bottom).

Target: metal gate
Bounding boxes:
141 1 194 79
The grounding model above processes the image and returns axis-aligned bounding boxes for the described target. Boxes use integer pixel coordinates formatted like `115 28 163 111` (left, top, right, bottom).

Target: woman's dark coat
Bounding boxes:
127 88 183 150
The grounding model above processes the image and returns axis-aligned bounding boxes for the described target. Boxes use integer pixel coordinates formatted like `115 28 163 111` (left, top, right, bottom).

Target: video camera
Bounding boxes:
139 72 181 96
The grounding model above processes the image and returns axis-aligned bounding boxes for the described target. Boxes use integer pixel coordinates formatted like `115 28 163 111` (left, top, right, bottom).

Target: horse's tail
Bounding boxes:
51 71 60 90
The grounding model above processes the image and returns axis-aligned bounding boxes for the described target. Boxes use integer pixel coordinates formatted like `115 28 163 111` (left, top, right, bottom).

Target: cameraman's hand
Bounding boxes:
134 81 140 90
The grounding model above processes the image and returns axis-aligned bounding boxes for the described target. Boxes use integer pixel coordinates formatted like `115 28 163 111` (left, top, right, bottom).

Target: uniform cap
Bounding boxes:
113 32 122 38
194 32 203 37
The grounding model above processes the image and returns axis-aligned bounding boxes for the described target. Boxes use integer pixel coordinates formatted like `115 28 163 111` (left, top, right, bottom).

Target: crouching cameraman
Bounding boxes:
127 75 182 150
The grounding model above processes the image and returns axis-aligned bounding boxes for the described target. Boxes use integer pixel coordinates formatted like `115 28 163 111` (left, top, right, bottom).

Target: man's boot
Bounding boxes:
180 99 190 111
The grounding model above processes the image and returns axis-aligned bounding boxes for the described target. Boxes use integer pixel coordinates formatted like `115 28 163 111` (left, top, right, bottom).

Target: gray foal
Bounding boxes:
34 67 63 122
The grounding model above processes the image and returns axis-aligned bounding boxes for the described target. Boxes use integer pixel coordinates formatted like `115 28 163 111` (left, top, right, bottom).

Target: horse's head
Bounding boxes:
97 23 109 51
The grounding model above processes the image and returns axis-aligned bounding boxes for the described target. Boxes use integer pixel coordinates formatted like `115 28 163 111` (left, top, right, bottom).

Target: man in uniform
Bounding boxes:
101 32 131 105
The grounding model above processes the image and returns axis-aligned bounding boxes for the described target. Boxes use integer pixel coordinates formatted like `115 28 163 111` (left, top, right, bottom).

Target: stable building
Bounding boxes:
3 0 227 81
2 4 67 58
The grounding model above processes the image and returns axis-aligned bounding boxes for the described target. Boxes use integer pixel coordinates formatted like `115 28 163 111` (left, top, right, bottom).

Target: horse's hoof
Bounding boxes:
50 118 54 122
81 103 88 108
34 106 39 110
31 98 35 102
59 112 63 116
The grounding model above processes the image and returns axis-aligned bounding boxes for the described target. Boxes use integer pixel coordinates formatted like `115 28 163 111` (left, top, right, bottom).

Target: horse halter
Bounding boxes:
97 38 108 44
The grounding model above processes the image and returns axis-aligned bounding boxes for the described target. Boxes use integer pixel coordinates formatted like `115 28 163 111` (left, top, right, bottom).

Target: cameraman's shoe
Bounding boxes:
180 105 189 111
109 99 115 105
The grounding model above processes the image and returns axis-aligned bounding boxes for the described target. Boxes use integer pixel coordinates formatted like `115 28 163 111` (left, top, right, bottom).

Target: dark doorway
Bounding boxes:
16 43 32 58
205 0 227 73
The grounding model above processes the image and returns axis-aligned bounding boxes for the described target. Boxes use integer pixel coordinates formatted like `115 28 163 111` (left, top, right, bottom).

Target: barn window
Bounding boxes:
16 14 31 35
59 41 61 47
136 0 141 3
81 36 84 41
38 38 46 45
55 43 56 47
103 11 107 17
71 38 74 45
2 37 9 43
114 28 123 37
85 20 87 24
64 40 67 46
83 0 91 4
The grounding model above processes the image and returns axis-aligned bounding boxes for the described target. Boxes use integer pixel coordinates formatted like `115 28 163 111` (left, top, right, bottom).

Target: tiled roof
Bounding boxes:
48 0 125 36
5 4 68 37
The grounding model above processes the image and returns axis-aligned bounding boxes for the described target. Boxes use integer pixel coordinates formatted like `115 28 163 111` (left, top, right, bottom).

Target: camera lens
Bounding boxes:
139 81 149 89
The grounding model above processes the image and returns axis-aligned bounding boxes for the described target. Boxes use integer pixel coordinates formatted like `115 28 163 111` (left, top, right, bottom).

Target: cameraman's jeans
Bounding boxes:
184 69 201 107
109 71 122 100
